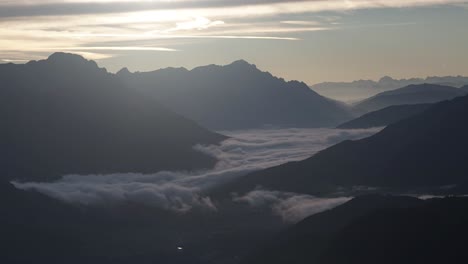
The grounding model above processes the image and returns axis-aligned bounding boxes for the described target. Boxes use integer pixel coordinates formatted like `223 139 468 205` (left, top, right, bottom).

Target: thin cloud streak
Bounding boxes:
233 188 352 223
0 0 465 18
1 0 466 62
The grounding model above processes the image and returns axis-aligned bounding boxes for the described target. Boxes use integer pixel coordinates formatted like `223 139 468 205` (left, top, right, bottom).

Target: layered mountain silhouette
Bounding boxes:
242 195 468 264
337 103 432 129
312 76 468 102
220 93 468 195
117 60 353 130
0 53 225 181
354 83 467 113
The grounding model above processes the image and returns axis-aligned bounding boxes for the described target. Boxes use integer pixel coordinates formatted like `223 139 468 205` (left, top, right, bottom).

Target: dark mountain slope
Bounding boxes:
354 83 466 113
118 60 353 130
1 180 287 264
0 53 225 181
337 103 432 129
243 195 468 264
242 195 422 264
220 94 468 195
321 197 468 264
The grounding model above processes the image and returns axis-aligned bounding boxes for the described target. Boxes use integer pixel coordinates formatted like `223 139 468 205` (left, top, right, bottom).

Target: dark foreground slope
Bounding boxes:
117 60 353 130
337 103 432 129
0 181 285 264
243 195 468 264
0 53 225 181
222 94 468 195
354 83 466 113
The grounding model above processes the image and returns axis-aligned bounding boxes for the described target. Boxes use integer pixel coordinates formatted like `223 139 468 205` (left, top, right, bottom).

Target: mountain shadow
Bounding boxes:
337 103 432 129
117 60 353 130
0 180 287 264
242 195 468 264
0 53 226 182
354 83 467 113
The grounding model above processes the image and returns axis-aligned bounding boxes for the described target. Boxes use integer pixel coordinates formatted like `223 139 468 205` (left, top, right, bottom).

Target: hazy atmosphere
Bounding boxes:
2 1 468 264
2 0 468 83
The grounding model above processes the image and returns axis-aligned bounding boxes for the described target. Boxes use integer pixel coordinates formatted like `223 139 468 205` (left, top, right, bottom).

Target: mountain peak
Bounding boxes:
378 76 395 83
229 59 256 68
45 52 102 72
117 67 131 75
47 52 87 63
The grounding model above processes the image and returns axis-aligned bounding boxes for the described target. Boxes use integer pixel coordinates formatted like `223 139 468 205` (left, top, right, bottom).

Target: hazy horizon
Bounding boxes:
1 0 468 84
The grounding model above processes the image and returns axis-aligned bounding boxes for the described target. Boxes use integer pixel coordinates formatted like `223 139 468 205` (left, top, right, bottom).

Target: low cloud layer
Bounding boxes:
13 128 380 212
234 188 352 223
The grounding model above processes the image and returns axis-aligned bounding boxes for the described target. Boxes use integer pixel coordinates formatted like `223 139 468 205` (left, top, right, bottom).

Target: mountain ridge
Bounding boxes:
218 93 468 196
0 52 226 182
354 83 467 113
117 59 354 130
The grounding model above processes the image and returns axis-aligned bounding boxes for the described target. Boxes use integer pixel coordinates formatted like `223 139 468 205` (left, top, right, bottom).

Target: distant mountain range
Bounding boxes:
220 92 468 196
0 53 225 181
338 103 432 129
242 195 468 264
354 83 467 113
117 60 353 130
311 76 468 102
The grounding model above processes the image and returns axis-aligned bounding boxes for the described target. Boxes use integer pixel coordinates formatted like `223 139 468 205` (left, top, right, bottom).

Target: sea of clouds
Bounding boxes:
13 128 381 219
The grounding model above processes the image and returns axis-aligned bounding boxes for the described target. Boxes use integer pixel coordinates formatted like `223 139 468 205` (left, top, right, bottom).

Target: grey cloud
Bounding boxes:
233 188 351 223
0 0 313 18
0 0 464 18
13 128 379 212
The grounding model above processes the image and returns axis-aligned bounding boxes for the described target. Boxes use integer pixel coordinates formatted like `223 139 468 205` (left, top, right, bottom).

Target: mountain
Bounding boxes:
311 75 468 102
0 53 226 182
320 197 468 264
354 83 467 113
0 180 286 264
337 103 432 129
242 195 468 264
117 60 353 130
219 93 468 196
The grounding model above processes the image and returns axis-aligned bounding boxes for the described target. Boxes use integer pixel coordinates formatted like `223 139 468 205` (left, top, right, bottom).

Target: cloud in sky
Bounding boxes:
13 128 380 212
0 0 465 61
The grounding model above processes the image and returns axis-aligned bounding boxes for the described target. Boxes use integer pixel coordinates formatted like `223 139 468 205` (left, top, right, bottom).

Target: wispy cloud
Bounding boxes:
233 188 352 223
1 0 464 61
0 1 465 17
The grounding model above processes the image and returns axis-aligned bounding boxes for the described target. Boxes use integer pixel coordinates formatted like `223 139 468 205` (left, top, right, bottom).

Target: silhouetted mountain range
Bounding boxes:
337 103 432 129
0 53 225 181
242 195 468 264
220 93 468 196
311 75 468 101
117 60 353 130
354 83 467 113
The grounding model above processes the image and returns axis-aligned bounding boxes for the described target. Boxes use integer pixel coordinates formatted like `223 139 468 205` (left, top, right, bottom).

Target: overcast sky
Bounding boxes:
1 0 468 83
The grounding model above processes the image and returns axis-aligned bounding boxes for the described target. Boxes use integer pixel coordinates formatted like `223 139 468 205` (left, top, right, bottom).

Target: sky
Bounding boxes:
1 0 468 84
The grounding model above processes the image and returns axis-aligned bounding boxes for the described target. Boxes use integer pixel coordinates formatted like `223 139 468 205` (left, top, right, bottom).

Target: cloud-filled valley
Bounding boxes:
13 128 380 217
